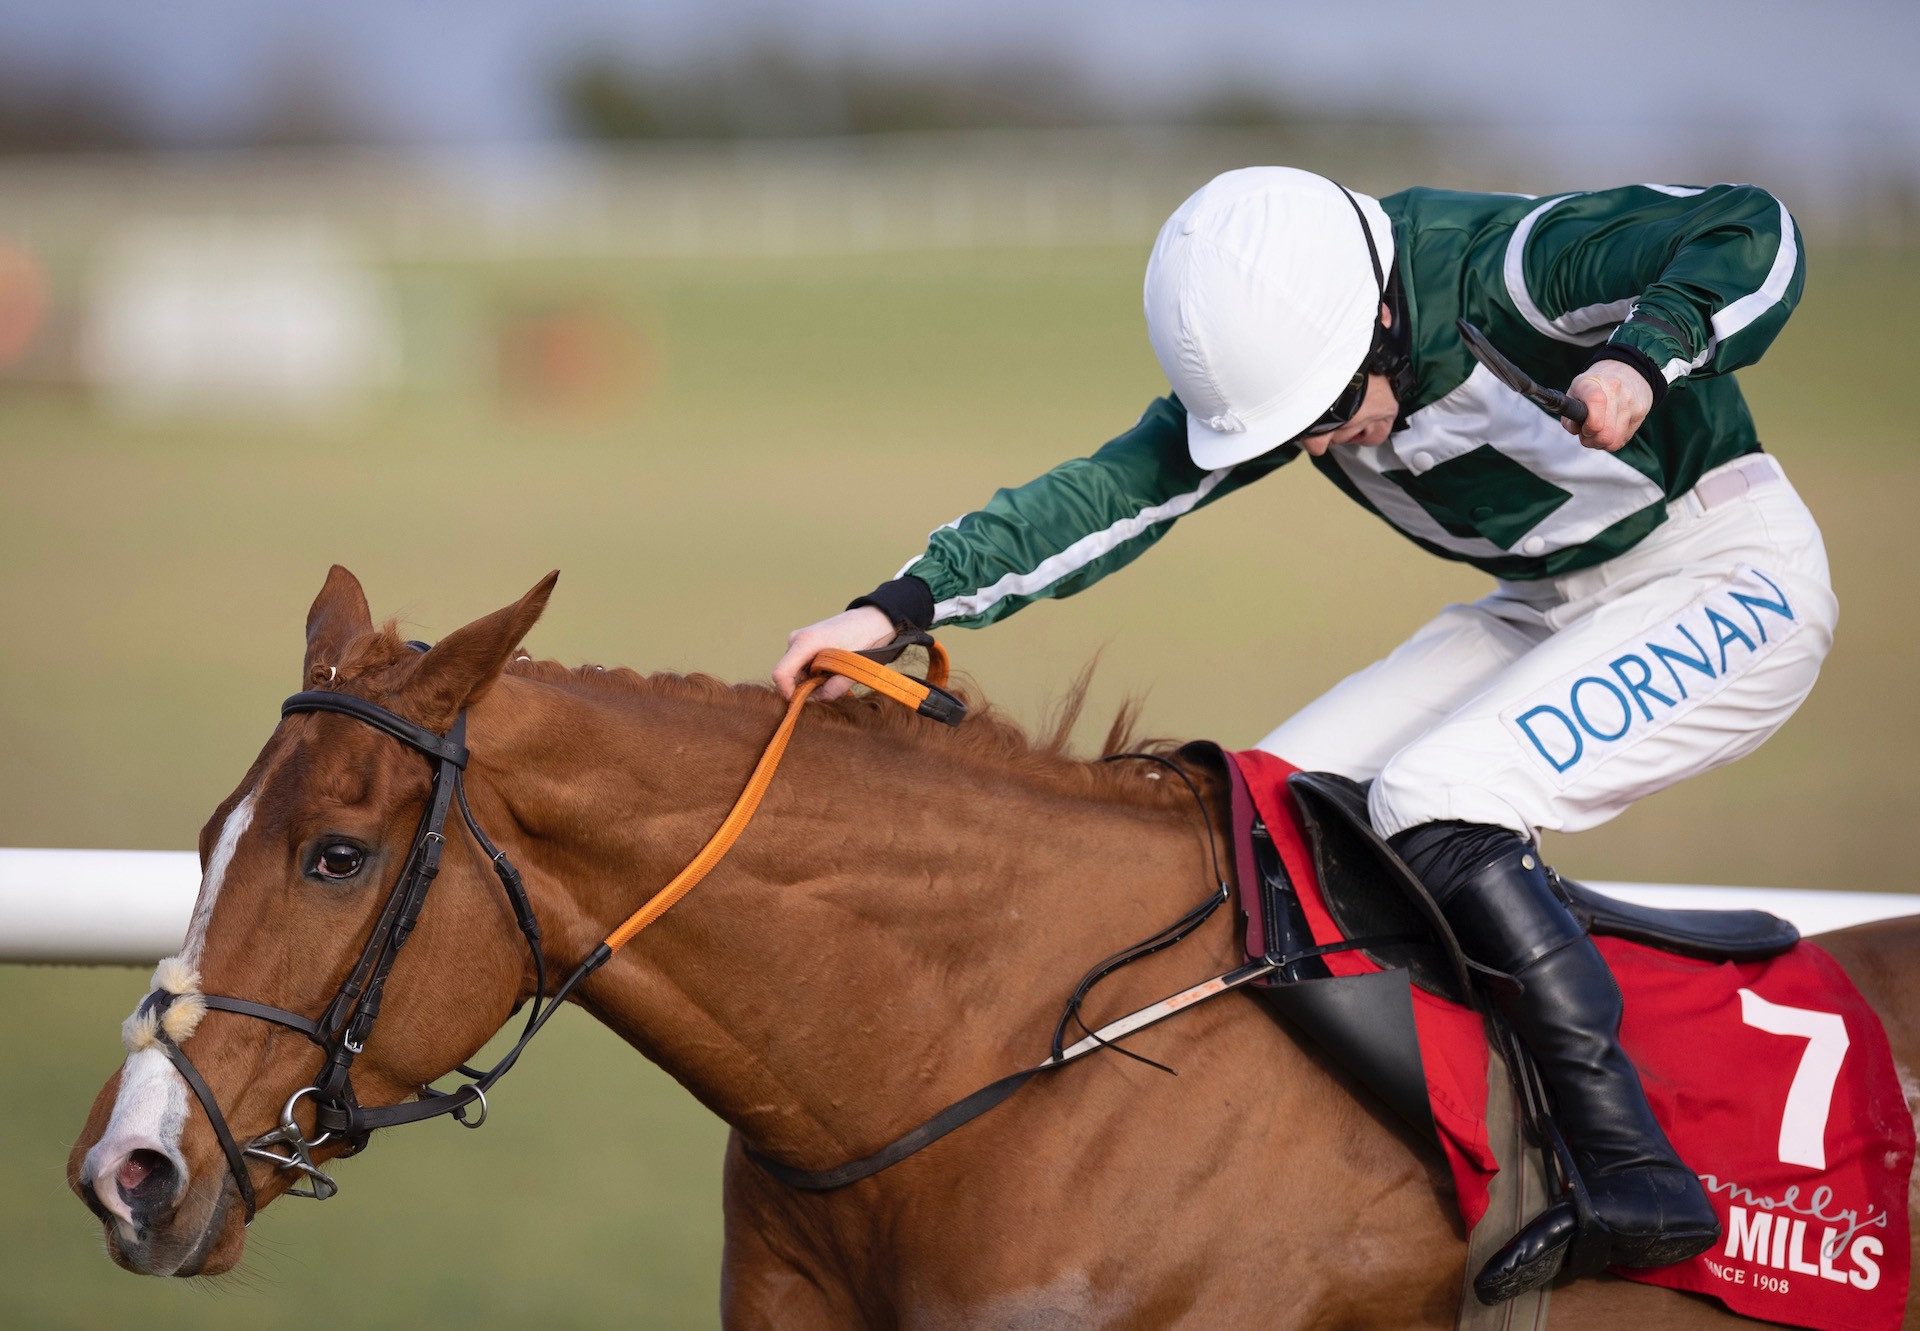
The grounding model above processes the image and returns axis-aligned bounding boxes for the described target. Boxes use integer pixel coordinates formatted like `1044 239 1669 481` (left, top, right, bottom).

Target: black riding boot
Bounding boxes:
1398 827 1720 1303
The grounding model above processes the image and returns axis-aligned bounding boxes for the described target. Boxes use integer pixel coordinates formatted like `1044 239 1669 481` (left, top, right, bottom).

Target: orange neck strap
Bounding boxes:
601 639 956 952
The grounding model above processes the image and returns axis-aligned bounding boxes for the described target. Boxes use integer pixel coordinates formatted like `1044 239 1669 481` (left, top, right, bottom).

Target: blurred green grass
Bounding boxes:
2 241 1916 1328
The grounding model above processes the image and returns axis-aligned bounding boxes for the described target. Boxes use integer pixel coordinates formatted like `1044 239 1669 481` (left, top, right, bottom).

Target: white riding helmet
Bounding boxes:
1143 167 1395 469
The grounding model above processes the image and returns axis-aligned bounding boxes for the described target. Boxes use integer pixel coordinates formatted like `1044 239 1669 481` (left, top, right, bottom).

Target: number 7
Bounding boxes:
1739 988 1849 1170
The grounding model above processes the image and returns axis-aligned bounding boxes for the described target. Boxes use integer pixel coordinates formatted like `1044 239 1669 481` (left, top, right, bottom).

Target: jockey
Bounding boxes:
772 167 1831 1300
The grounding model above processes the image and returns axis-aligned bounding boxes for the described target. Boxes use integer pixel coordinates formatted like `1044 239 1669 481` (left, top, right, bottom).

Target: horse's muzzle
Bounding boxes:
75 1151 242 1277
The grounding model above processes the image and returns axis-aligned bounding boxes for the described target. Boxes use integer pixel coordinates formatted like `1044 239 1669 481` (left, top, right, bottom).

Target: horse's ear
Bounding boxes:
304 565 372 685
407 572 559 729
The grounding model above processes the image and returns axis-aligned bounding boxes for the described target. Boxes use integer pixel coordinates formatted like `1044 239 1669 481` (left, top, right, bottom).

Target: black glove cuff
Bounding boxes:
1585 343 1668 409
848 575 935 631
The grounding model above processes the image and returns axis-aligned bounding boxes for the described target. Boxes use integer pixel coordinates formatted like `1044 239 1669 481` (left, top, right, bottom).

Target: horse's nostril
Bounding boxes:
116 1149 178 1215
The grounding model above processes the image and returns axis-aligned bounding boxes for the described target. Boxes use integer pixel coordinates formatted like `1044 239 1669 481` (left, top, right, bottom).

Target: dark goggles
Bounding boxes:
1300 319 1403 437
1302 367 1371 438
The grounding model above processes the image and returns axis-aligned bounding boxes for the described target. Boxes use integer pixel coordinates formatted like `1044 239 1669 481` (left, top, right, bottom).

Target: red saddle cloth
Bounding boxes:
1229 748 1913 1331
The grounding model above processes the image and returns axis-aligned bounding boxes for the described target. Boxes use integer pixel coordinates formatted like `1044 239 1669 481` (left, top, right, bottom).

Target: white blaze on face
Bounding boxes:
86 792 257 1226
182 791 257 967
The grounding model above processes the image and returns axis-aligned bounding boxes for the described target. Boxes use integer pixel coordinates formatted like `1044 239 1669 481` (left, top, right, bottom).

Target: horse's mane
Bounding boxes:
523 654 1191 808
345 622 1189 810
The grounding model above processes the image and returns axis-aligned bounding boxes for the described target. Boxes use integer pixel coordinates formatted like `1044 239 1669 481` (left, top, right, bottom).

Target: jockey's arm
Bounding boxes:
773 394 1293 697
1515 183 1806 451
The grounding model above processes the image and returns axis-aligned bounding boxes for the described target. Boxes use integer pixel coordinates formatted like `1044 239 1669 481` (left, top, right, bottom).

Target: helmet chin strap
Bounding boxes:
1330 182 1416 429
1372 268 1418 429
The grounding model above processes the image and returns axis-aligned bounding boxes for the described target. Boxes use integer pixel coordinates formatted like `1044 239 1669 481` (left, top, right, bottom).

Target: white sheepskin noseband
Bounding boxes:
121 955 208 1052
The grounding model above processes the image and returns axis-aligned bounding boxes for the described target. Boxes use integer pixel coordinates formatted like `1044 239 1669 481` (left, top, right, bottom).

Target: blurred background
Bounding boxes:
3 1 1917 1326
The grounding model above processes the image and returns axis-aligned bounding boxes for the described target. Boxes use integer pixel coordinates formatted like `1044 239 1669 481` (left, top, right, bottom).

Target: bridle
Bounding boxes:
141 659 555 1219
139 635 964 1221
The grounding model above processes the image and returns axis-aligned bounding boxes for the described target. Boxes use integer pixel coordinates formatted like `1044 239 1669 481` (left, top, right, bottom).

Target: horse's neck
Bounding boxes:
476 677 1229 1169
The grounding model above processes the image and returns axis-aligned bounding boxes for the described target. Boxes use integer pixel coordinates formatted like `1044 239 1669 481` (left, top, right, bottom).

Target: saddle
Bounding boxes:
1190 744 1914 1331
1185 742 1800 1143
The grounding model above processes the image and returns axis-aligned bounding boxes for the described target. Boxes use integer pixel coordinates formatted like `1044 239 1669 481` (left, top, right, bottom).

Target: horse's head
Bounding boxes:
69 566 557 1275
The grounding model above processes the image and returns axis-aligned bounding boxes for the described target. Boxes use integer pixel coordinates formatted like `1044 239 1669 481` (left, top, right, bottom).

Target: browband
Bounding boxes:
282 691 469 768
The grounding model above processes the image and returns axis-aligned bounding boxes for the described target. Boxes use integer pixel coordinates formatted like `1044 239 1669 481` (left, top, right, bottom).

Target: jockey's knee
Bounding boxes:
1368 739 1534 844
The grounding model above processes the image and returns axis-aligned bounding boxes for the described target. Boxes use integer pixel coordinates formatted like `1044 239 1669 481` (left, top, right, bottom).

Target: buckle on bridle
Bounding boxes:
243 1086 340 1203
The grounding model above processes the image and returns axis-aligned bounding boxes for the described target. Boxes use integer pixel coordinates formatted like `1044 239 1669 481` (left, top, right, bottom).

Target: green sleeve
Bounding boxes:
1512 183 1805 387
902 395 1294 628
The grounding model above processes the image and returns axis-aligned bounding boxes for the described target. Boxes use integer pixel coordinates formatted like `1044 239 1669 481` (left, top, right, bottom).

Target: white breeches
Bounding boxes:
1257 454 1837 839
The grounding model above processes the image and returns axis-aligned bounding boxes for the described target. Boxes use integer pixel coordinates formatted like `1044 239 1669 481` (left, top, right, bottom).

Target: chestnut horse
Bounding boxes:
69 570 1920 1327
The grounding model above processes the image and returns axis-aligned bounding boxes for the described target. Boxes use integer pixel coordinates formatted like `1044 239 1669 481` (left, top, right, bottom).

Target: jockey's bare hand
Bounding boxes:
1564 359 1654 452
773 605 896 700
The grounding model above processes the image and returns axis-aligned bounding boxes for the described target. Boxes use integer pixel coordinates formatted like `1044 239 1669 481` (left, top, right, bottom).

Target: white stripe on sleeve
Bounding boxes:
1503 196 1632 347
1505 186 1796 373
930 467 1233 623
1656 195 1797 383
1707 196 1800 348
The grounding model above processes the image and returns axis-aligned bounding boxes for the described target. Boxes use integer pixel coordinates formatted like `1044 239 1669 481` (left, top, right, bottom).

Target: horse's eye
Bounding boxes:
314 843 365 880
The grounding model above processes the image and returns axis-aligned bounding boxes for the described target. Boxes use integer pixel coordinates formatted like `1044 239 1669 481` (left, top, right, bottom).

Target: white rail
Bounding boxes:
1 847 1915 966
3 849 202 964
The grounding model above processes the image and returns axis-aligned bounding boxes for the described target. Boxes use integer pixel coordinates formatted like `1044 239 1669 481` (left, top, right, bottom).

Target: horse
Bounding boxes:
68 568 1920 1327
